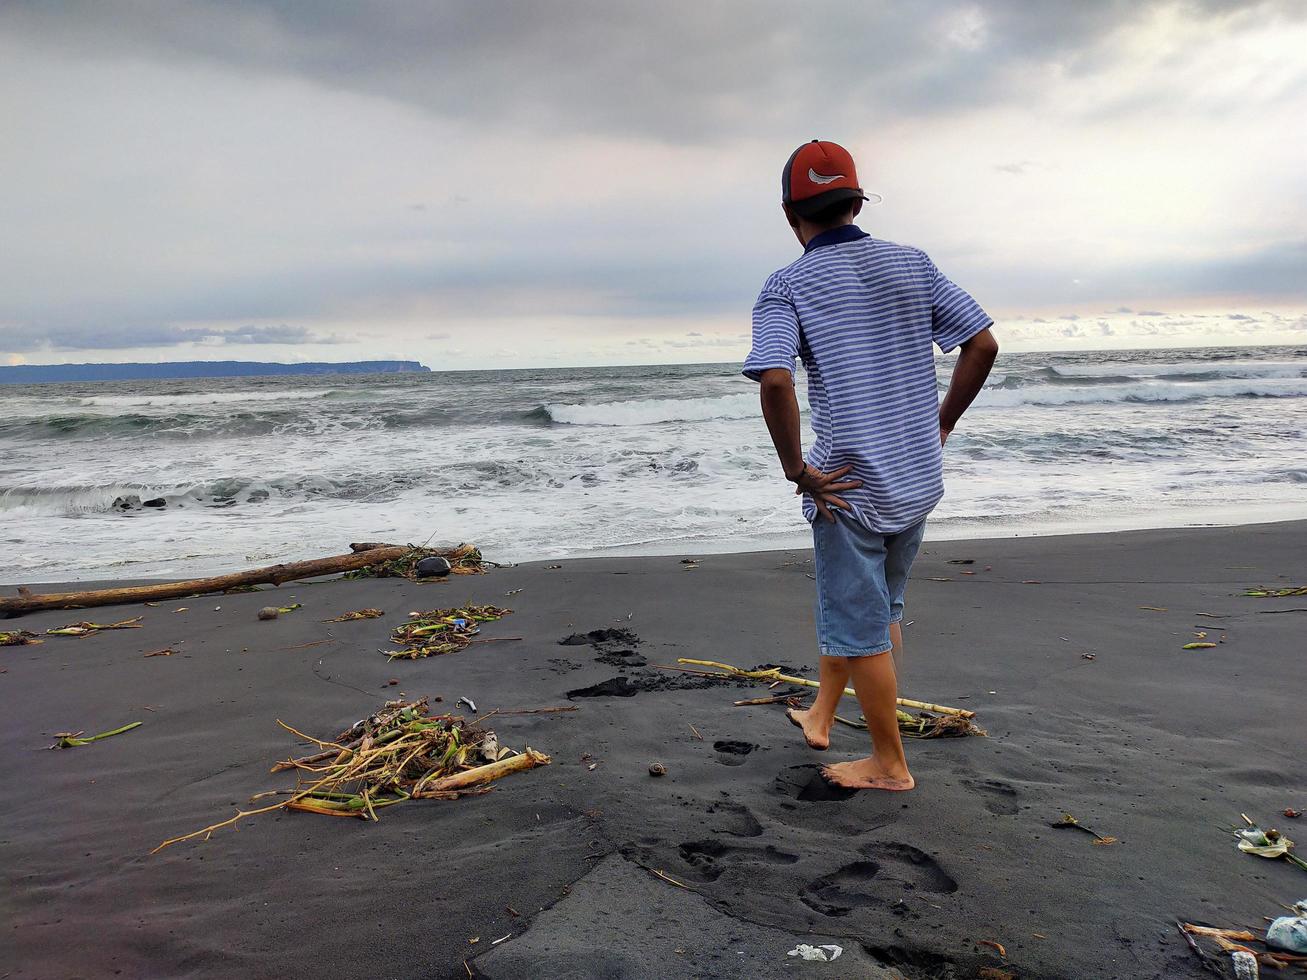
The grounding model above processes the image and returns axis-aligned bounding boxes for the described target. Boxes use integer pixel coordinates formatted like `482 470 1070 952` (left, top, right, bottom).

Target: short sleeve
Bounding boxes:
742 274 800 381
927 257 993 354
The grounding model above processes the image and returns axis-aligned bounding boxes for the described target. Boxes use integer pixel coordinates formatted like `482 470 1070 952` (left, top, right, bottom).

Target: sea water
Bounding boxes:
2 345 1305 581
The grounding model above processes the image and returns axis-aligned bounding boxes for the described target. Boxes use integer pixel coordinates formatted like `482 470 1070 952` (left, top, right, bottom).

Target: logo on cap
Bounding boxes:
808 168 844 185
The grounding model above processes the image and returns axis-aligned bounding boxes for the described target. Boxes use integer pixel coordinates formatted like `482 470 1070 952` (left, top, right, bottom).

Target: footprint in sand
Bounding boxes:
676 840 800 882
774 764 857 802
704 801 763 838
800 843 957 916
566 677 639 699
712 740 757 766
963 778 1019 815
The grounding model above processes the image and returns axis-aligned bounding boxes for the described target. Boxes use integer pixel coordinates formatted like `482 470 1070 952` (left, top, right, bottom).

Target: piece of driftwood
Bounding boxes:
677 658 976 718
0 546 410 618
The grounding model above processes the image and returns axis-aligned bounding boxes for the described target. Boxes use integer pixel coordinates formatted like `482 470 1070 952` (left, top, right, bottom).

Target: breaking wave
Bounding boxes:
542 392 759 426
1048 361 1306 381
977 377 1307 408
75 388 343 408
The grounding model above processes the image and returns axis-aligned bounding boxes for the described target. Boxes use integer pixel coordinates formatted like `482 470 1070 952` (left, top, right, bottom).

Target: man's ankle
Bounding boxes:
872 751 909 774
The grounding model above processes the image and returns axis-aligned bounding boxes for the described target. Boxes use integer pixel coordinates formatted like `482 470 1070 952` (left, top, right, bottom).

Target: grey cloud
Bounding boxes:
4 1 1300 141
218 323 335 345
0 321 336 352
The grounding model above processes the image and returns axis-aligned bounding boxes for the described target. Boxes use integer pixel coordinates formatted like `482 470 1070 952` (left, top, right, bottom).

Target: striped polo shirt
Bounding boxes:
743 224 992 533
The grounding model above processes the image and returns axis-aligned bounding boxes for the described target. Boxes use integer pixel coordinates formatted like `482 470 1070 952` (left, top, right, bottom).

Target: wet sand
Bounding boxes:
3 522 1305 979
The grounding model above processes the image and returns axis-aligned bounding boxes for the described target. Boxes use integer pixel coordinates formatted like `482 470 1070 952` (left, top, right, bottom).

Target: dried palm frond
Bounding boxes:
46 617 143 637
152 699 548 852
675 658 984 738
1243 586 1307 598
1 629 42 646
387 605 512 660
322 608 384 623
343 544 491 582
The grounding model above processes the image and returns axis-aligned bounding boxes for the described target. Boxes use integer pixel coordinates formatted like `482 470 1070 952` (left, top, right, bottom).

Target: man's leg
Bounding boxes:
787 655 850 750
792 619 904 749
821 650 914 791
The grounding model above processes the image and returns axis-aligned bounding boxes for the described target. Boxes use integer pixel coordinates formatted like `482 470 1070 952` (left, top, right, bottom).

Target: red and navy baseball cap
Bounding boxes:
782 139 873 218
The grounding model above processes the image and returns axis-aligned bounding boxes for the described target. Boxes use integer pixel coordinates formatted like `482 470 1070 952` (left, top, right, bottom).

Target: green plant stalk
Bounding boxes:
53 721 142 748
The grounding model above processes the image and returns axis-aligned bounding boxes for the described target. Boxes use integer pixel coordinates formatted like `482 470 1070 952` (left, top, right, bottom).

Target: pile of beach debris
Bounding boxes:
153 698 549 852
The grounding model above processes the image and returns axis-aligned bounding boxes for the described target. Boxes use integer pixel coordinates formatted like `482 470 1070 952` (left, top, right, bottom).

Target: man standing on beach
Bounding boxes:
744 140 998 791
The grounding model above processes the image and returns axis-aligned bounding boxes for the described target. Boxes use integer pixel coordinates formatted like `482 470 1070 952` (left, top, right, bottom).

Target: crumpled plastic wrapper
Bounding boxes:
1266 909 1307 954
1236 827 1295 859
786 943 843 962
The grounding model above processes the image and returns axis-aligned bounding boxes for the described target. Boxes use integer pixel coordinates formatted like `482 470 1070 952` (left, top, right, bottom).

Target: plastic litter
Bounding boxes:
1231 950 1259 979
457 696 477 713
1266 904 1307 953
1237 826 1293 858
786 944 843 962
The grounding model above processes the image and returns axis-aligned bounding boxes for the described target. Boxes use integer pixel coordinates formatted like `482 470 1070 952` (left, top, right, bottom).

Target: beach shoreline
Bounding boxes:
7 345 1307 585
3 521 1305 979
10 506 1307 589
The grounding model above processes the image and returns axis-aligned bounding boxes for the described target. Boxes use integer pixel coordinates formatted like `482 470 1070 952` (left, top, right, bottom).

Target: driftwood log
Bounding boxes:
1 546 413 618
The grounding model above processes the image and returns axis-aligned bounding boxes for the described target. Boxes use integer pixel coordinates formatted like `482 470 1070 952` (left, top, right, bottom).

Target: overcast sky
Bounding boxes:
2 0 1306 369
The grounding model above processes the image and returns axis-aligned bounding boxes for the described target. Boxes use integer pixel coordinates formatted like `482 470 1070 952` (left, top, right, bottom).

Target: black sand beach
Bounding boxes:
3 522 1305 979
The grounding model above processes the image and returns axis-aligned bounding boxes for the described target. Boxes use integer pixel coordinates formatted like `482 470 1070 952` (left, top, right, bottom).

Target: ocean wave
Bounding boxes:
1048 361 1305 381
77 388 341 408
0 475 367 517
977 377 1307 408
542 392 760 426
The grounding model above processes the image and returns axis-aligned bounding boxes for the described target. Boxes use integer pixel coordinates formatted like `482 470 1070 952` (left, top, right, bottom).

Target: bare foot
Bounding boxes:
786 707 830 751
821 757 915 792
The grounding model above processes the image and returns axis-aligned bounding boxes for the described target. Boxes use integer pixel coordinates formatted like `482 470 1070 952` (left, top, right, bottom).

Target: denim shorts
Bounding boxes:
812 513 926 657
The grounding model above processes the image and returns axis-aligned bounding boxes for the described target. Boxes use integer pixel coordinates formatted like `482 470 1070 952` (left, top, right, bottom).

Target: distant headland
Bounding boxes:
0 360 431 384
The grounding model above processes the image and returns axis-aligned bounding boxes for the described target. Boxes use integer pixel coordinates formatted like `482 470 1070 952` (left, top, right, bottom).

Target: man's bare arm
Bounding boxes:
759 369 806 479
938 328 999 443
758 368 861 521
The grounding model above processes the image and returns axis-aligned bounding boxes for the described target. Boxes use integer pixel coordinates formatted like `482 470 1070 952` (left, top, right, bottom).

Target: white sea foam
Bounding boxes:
545 392 760 426
977 377 1307 408
77 389 339 408
1049 360 1306 380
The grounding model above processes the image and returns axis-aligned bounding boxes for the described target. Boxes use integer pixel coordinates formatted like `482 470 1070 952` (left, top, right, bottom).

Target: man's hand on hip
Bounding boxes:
791 464 862 523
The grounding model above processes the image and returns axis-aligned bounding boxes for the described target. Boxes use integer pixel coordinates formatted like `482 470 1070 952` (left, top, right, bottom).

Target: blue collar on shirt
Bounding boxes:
803 224 870 254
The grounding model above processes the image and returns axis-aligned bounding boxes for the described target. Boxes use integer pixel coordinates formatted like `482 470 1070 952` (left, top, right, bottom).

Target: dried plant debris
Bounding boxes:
152 698 548 852
50 721 142 749
343 544 491 582
323 608 384 623
387 605 512 660
1243 585 1307 597
1 630 43 646
1051 812 1118 845
675 658 984 738
46 617 143 637
1179 921 1307 973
